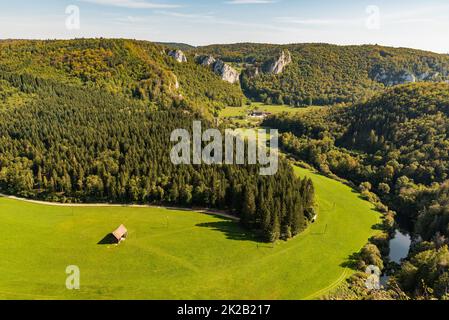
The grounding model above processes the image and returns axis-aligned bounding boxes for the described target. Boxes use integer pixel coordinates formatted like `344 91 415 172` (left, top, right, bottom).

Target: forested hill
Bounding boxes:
0 39 244 116
265 82 449 215
10 39 448 111
194 43 449 106
156 42 196 51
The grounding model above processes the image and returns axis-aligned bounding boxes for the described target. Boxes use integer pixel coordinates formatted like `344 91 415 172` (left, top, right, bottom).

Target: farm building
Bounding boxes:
112 224 128 243
248 111 272 119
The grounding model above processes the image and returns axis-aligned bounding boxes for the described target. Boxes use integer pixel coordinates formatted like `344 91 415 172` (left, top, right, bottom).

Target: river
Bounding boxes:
388 230 412 264
381 229 412 285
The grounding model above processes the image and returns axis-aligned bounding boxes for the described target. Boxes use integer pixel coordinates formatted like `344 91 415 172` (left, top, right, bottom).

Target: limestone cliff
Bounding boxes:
213 60 240 84
168 49 187 63
197 55 216 67
265 50 292 74
372 69 449 86
196 55 240 84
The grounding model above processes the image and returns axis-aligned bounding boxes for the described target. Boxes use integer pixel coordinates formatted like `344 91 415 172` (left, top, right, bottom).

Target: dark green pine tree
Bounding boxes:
291 199 304 236
268 211 281 243
241 187 256 227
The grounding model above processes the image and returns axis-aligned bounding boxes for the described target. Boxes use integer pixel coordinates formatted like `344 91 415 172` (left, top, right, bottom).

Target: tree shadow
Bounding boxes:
196 220 264 243
371 223 385 231
340 252 362 270
97 233 117 245
351 190 369 202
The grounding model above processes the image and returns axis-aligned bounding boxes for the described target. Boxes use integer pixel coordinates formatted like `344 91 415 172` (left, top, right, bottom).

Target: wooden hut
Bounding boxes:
112 224 128 243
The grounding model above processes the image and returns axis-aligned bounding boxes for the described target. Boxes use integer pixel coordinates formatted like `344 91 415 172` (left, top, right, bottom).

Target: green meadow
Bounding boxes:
219 103 325 119
0 166 380 300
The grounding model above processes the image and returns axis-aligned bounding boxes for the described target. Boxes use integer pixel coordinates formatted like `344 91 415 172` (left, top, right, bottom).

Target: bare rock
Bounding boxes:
265 50 292 74
213 60 240 84
195 55 240 84
399 71 416 84
373 69 416 86
197 55 216 67
168 50 187 63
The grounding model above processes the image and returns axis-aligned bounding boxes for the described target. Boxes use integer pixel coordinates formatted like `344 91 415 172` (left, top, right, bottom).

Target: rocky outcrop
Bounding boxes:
265 50 292 74
371 66 449 87
195 55 240 84
197 55 216 67
168 50 187 63
398 71 417 84
213 60 240 84
372 67 448 86
374 70 415 86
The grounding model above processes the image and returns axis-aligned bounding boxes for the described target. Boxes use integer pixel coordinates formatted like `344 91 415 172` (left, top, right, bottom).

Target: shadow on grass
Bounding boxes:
196 220 264 243
98 233 117 245
350 189 370 202
371 223 385 231
340 252 362 270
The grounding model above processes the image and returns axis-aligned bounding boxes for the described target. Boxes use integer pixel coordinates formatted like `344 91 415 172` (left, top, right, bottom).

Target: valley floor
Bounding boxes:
0 166 380 300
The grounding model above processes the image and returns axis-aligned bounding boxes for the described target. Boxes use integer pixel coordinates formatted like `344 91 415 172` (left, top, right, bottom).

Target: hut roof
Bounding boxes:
112 224 128 241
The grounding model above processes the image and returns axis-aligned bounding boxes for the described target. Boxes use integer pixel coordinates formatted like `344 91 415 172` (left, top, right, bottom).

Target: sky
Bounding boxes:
1 0 449 53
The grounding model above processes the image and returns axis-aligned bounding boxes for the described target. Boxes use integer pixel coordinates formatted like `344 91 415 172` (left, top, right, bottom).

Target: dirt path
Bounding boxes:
0 193 240 221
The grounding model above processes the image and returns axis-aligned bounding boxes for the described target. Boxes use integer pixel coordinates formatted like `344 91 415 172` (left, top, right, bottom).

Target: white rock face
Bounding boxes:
266 50 292 74
374 69 417 86
399 71 416 84
168 50 187 63
417 71 440 81
213 60 240 84
196 55 240 84
372 67 449 86
417 72 430 81
198 55 216 67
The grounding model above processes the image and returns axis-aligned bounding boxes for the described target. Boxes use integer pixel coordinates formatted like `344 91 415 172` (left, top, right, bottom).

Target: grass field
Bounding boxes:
0 166 380 300
219 103 325 118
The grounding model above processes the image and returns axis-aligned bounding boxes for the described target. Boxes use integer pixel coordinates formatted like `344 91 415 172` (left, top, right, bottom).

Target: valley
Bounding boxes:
1 38 449 300
0 165 380 300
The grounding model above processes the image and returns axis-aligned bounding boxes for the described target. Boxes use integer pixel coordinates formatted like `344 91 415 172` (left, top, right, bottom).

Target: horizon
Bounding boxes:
1 0 449 54
1 37 447 55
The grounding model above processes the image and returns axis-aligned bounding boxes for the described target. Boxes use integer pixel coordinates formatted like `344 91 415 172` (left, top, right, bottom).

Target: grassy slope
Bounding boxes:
0 167 380 300
220 103 325 118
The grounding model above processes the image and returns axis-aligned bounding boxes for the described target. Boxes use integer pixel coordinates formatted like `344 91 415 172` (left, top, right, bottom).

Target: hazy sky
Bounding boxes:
1 0 448 53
